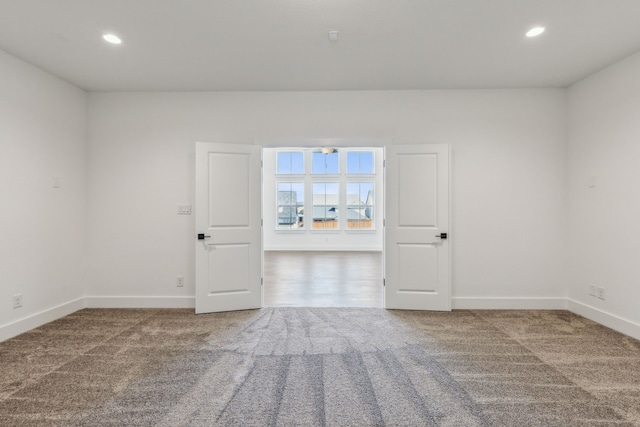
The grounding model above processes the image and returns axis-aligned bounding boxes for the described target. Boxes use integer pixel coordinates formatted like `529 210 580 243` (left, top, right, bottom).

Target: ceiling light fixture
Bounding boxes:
103 33 122 45
328 31 339 42
526 26 545 38
320 147 337 154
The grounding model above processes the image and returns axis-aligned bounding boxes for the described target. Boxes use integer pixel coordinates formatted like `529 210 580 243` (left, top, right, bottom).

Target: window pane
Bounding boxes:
312 182 339 229
312 151 339 174
277 152 304 174
346 182 374 229
277 182 304 229
346 151 374 174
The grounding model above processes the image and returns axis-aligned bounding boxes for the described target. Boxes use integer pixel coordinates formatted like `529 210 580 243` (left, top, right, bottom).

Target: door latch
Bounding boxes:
435 233 448 239
197 233 211 240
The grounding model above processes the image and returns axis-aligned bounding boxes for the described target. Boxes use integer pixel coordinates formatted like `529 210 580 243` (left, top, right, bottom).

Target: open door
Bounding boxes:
195 142 262 313
385 144 450 311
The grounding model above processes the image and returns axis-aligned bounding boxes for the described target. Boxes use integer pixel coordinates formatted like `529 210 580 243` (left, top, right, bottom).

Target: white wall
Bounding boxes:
567 50 640 337
263 147 384 251
0 50 87 340
2 41 639 338
86 89 567 307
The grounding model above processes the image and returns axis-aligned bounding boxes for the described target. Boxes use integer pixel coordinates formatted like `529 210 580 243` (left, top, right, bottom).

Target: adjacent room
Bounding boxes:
1 1 640 425
263 147 384 307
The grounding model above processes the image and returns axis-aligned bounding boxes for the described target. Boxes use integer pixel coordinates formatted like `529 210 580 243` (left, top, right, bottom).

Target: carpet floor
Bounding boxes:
1 308 640 426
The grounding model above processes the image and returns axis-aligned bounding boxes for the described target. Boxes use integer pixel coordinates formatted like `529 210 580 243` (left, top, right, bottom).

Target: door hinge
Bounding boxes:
261 277 264 286
261 218 263 226
383 159 386 168
383 278 386 287
383 219 386 227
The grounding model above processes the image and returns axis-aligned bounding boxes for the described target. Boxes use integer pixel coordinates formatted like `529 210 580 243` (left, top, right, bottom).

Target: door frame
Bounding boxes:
259 138 390 307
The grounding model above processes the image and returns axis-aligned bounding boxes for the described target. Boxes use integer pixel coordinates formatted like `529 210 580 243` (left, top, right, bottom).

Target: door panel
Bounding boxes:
397 153 438 227
196 142 262 314
397 244 438 293
208 244 250 293
385 144 450 311
208 152 250 227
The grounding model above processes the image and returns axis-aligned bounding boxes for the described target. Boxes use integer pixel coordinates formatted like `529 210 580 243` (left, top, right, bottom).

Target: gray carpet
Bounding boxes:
1 308 640 426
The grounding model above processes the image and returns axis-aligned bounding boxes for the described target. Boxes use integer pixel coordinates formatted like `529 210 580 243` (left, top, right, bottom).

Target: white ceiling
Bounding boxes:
1 0 640 92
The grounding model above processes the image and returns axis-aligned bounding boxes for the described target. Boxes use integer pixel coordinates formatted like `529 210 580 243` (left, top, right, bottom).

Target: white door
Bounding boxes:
385 144 450 310
195 142 262 313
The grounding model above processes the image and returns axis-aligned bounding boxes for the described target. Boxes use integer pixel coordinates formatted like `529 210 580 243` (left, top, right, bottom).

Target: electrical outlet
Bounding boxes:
597 286 605 300
176 276 184 287
13 294 23 309
589 284 597 297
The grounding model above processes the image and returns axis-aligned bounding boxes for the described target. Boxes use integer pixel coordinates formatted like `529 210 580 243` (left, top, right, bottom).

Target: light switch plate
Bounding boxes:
177 204 192 215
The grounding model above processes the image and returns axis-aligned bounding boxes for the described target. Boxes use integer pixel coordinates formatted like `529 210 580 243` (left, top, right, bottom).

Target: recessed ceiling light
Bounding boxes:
328 31 339 42
526 26 545 38
103 33 122 45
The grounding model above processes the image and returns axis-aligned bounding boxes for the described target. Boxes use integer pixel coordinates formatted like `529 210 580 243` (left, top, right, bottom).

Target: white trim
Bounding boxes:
257 138 391 148
85 296 195 309
446 144 452 311
264 246 383 252
567 299 640 341
0 297 85 342
2 296 639 343
452 297 567 310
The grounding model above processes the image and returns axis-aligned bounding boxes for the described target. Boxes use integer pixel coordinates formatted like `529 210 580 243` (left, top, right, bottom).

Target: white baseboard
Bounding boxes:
567 299 640 341
0 297 85 342
85 296 195 309
264 246 383 252
452 297 567 310
4 296 638 344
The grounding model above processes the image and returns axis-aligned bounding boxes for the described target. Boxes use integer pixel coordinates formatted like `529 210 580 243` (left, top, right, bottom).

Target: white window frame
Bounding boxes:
345 181 375 231
274 148 377 232
276 181 305 230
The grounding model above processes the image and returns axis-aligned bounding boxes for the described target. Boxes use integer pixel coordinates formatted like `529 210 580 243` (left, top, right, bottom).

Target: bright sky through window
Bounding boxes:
347 151 374 174
312 151 339 174
277 151 304 174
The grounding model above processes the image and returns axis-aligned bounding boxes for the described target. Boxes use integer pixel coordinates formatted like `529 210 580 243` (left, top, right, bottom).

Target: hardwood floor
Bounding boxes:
264 251 383 307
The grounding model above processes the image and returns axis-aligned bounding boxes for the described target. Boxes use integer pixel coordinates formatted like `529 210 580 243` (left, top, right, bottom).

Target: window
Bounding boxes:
312 151 339 174
346 182 374 229
277 182 304 229
347 151 374 174
273 148 378 232
277 151 304 174
312 182 339 229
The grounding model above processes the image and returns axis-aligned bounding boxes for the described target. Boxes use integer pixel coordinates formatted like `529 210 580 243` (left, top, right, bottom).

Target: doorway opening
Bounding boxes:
262 146 384 308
